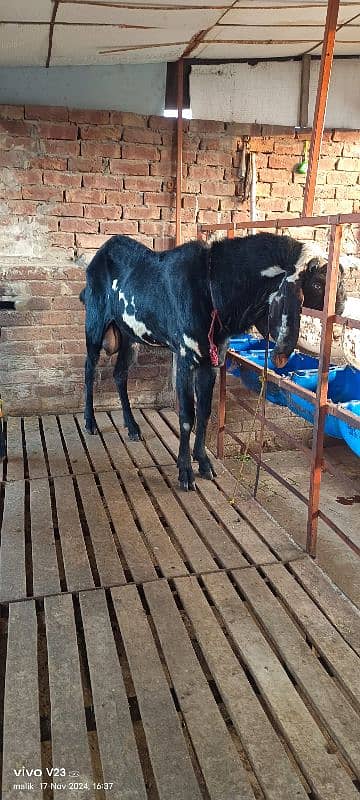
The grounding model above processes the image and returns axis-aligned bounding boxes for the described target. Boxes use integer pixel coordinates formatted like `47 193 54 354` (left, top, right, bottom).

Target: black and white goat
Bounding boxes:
80 232 346 489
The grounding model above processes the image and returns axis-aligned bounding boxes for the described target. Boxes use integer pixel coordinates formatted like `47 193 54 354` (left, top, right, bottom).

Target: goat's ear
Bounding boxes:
307 257 321 273
269 276 304 369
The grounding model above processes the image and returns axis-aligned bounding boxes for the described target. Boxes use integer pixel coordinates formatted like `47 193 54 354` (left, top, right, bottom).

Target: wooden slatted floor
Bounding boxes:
1 409 360 800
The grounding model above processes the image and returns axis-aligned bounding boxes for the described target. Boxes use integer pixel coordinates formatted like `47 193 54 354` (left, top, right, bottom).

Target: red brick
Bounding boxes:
1 326 50 342
51 203 84 217
80 124 120 140
84 204 121 220
25 105 69 122
44 140 80 156
124 205 160 220
82 173 122 190
333 130 360 142
110 159 149 176
99 220 138 235
80 141 121 158
0 105 24 119
110 111 147 127
188 165 225 180
68 156 103 172
50 232 74 248
43 170 82 187
197 150 232 167
16 169 43 185
38 216 59 231
199 135 235 153
0 150 30 168
36 122 78 140
148 115 175 132
342 142 360 157
257 197 288 212
124 177 162 192
0 119 31 137
315 185 336 199
249 137 275 153
273 140 303 155
218 197 235 211
153 236 175 251
319 156 338 171
337 157 360 171
268 154 297 170
122 126 161 144
66 188 105 204
105 190 142 205
143 191 174 206
183 179 200 194
60 218 99 233
22 186 63 202
139 221 175 236
197 211 221 224
288 198 303 212
259 168 289 183
196 195 220 211
335 185 360 200
189 120 225 134
69 108 110 124
161 207 177 221
200 180 235 196
326 171 358 185
270 182 303 198
75 233 109 249
150 162 175 177
30 157 68 171
122 143 160 162
0 134 36 152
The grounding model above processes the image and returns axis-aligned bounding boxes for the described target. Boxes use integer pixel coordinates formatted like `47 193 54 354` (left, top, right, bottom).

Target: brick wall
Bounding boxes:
0 103 359 414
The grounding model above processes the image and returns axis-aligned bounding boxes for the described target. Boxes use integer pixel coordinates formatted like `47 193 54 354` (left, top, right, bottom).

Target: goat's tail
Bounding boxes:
79 287 86 305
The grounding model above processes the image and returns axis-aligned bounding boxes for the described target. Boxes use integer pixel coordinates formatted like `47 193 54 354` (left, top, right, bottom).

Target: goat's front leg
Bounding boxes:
193 362 217 479
84 340 101 434
176 359 196 491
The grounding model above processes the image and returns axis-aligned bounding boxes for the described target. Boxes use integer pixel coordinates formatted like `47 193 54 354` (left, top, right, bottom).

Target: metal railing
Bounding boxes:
198 213 360 558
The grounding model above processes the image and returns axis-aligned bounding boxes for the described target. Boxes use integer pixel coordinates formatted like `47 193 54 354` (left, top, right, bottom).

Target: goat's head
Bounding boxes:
269 250 347 369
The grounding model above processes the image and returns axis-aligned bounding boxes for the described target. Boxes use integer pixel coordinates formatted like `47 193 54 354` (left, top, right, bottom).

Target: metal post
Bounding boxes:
306 222 342 557
302 0 339 216
175 58 184 247
216 227 234 459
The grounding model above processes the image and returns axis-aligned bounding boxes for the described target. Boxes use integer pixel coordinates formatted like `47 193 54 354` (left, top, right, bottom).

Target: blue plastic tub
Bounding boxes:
338 401 360 456
228 350 320 407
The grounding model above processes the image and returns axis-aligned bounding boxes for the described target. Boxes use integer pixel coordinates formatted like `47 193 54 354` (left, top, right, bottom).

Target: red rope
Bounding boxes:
208 308 223 366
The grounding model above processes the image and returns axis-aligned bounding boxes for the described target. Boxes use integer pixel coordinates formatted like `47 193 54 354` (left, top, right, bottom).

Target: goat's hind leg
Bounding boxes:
193 363 217 479
113 336 141 441
84 337 101 435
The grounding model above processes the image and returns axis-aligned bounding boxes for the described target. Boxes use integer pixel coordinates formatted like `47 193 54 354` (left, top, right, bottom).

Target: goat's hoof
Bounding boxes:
178 466 196 491
198 458 217 480
128 429 141 441
85 420 97 435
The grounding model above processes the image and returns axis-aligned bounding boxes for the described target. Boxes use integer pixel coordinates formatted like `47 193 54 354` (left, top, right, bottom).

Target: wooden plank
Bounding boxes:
98 470 157 583
134 409 175 466
161 465 249 569
75 413 112 474
0 481 26 602
58 414 92 475
31 478 61 597
264 563 360 711
23 416 48 480
53 475 94 593
141 467 217 573
204 571 359 800
2 601 42 800
144 580 255 800
45 593 95 799
159 410 301 561
79 590 147 800
112 584 203 800
76 473 126 587
175 575 308 800
111 409 156 469
119 469 189 579
234 567 360 778
141 408 180 462
290 558 360 657
95 412 135 473
5 416 24 482
41 414 69 478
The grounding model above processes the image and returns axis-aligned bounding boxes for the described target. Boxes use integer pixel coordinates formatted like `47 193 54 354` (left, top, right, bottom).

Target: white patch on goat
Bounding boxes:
118 290 152 340
180 346 186 357
183 334 202 357
261 265 285 278
268 290 278 306
277 313 289 344
291 241 326 280
112 279 118 291
182 422 191 432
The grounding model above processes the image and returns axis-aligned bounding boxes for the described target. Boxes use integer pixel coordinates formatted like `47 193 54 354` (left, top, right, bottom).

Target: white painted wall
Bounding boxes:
190 59 360 128
0 63 166 115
